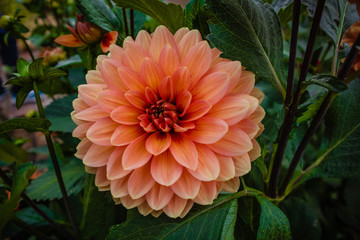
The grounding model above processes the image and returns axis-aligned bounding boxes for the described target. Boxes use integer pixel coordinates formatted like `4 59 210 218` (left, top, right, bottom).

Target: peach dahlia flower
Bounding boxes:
71 26 265 218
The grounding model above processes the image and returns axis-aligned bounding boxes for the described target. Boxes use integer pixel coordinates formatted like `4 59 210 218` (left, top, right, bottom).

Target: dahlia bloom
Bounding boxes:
341 20 360 72
55 13 118 53
72 26 265 218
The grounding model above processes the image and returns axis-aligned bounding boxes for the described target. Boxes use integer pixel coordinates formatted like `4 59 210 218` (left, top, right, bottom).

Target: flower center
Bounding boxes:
138 100 179 133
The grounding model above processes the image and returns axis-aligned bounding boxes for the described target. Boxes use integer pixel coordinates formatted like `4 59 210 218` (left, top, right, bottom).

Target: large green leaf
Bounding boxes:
26 159 85 200
185 0 210 39
112 0 185 33
0 143 28 164
107 193 241 240
0 163 37 232
44 94 77 132
306 80 360 179
206 0 286 98
0 117 51 134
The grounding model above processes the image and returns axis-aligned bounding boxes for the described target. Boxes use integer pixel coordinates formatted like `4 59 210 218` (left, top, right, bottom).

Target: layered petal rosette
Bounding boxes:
72 26 265 218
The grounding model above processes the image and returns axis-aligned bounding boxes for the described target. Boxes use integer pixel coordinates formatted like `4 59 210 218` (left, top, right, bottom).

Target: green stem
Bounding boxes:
21 38 35 61
33 81 80 239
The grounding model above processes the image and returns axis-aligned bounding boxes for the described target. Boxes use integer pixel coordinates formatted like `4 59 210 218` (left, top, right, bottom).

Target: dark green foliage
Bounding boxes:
0 118 51 134
185 0 210 39
305 74 348 93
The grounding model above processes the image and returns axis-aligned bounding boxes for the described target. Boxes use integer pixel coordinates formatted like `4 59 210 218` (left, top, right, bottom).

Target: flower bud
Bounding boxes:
0 15 12 30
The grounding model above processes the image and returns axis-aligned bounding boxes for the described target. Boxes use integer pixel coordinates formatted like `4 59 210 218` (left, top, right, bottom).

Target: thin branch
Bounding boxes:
122 8 129 36
130 9 135 39
268 0 326 198
21 38 35 61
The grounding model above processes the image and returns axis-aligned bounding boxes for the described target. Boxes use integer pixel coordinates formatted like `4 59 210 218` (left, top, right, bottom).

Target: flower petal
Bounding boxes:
163 195 188 218
75 138 92 159
111 124 144 146
125 90 148 110
179 200 194 218
73 122 93 139
95 166 110 187
98 58 128 92
231 70 255 94
188 144 220 181
159 76 173 101
169 133 198 170
118 66 146 92
176 90 192 117
120 195 145 209
236 119 260 139
249 139 261 161
178 30 202 60
86 70 104 84
233 154 251 176
75 105 108 121
83 144 114 167
127 162 155 199
137 202 153 216
110 106 142 125
222 177 240 193
107 146 131 180
145 132 171 156
158 44 180 76
151 150 183 186
78 84 106 106
73 98 90 112
194 181 217 205
120 42 149 72
122 134 152 170
171 66 190 97
146 183 174 210
135 30 152 50
216 154 236 181
97 89 129 113
141 57 165 92
110 175 130 198
171 170 200 199
55 34 85 47
207 61 242 93
186 117 228 144
87 118 118 146
149 25 177 62
174 27 189 44
101 31 118 52
109 44 124 62
182 99 211 122
208 126 253 156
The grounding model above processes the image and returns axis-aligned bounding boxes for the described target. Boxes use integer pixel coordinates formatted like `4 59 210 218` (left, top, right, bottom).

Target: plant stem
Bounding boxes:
21 38 35 61
130 9 135 39
33 81 80 239
122 8 129 36
279 32 360 196
14 217 52 240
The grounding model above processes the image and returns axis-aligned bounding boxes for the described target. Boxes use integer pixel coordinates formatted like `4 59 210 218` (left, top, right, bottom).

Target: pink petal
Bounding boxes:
73 98 89 112
163 195 188 218
249 106 266 124
151 150 183 186
151 210 163 218
145 132 171 156
110 175 130 198
85 166 97 174
127 162 155 199
73 122 93 139
109 44 124 62
240 95 259 118
194 181 217 205
118 66 146 92
179 200 194 218
158 44 180 76
97 89 129 113
216 154 236 181
75 105 108 121
135 30 152 50
107 147 131 180
98 59 128 92
125 90 148 110
188 144 220 181
182 99 211 122
248 139 261 161
86 118 118 146
149 25 177 62
86 70 104 84
110 106 142 125
181 41 212 88
208 126 253 156
146 183 174 210
173 121 195 133
174 27 189 44
186 117 228 144
137 202 153 216
122 36 135 48
207 96 250 126
122 134 152 170
222 177 240 193
178 30 202 60
207 61 242 93
145 87 159 105
169 133 198 170
111 124 144 146
210 48 222 67
171 66 190 97
191 72 230 105
71 111 85 125
250 87 265 103
231 70 255 94
95 166 110 187
171 170 200 199
83 144 114 167
159 76 173 101
233 154 251 176
120 42 149 72
78 84 106 106
120 195 146 209
236 119 260 139
141 57 165 92
176 90 192 117
75 138 92 159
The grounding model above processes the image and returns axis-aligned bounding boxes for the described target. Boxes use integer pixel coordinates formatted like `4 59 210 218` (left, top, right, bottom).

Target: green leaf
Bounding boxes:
206 0 286 98
26 159 85 200
81 174 119 240
185 0 210 39
306 74 348 93
305 80 360 179
43 68 67 81
16 58 30 76
38 76 70 96
113 0 185 33
28 58 44 80
0 117 51 134
15 87 32 109
0 143 29 164
5 76 32 87
275 1 307 26
44 94 77 132
77 0 121 32
55 54 82 68
297 93 326 124
0 163 36 232
106 193 240 240
68 68 86 88
252 193 291 240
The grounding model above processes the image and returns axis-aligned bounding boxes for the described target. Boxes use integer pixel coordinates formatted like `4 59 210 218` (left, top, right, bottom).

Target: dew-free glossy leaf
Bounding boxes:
306 75 348 93
0 117 51 134
185 0 210 38
16 58 30 77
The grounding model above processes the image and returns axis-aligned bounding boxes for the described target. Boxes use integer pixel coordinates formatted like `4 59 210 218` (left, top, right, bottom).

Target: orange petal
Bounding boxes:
186 117 228 144
178 30 202 60
73 98 90 112
111 124 144 146
149 25 177 62
140 57 165 92
137 202 153 216
182 99 211 122
250 87 265 103
127 162 155 199
208 126 253 156
151 150 183 186
159 76 174 101
233 154 251 176
179 200 194 218
78 84 106 106
118 66 146 92
188 144 220 181
146 183 174 210
86 118 118 146
169 133 198 170
216 154 236 181
73 122 93 139
163 195 188 218
176 90 192 117
95 166 110 187
181 41 212 88
101 31 118 53
75 105 108 121
158 44 180 76
191 72 230 105
222 177 240 193
86 70 104 84
171 66 190 97
75 138 92 159
120 42 149 72
98 58 128 92
97 89 129 113
110 175 130 198
145 132 171 156
231 70 255 94
107 146 131 180
55 34 85 47
135 30 152 50
110 106 142 125
125 90 148 110
120 195 145 209
248 106 266 124
174 27 189 44
236 119 260 139
83 144 114 167
171 170 200 199
248 139 261 161
194 181 217 205
109 44 124 62
207 61 242 93
122 134 152 170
